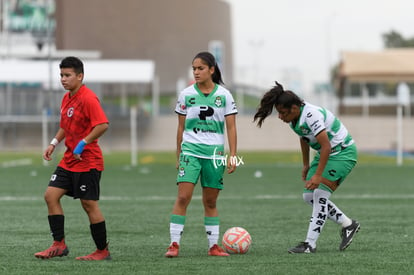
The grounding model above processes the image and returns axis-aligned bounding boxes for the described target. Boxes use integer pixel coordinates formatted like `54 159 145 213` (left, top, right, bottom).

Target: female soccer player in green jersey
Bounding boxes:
254 81 360 253
165 52 238 257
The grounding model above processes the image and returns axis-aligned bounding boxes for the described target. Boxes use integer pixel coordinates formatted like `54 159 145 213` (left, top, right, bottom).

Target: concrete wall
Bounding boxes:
1 115 412 153
132 115 414 152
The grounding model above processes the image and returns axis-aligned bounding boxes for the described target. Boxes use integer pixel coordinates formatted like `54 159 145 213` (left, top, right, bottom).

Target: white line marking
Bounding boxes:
1 158 33 168
0 194 413 201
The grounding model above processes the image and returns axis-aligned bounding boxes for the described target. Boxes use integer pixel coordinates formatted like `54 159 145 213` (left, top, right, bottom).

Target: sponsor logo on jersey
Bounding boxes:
232 101 237 110
198 106 214 120
189 97 196 105
193 127 218 134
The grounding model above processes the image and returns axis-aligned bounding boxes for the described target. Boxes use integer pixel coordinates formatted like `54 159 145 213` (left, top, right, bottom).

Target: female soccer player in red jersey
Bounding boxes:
35 56 111 260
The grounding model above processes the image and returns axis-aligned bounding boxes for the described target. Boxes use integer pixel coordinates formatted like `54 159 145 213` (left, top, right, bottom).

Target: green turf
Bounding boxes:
0 151 413 274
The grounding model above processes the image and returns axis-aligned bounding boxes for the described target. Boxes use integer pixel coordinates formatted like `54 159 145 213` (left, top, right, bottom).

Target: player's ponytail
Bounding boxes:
212 62 224 85
254 82 284 127
193 52 224 85
254 81 303 127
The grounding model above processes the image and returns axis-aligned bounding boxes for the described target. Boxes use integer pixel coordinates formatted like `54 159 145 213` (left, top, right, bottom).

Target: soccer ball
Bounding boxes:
222 227 252 254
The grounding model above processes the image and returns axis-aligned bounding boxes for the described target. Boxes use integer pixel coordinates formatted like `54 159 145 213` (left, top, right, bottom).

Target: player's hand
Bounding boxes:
227 157 237 174
305 174 321 190
73 154 82 161
73 139 87 160
42 145 55 161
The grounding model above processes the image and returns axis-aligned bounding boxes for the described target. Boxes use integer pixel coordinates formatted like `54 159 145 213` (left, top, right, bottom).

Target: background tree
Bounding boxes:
382 30 414 48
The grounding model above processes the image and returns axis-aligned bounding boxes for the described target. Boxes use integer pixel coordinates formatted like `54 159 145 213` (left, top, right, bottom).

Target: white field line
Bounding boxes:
1 158 33 168
0 194 414 201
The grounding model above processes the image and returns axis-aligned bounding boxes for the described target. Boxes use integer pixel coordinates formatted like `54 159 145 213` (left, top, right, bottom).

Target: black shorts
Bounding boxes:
49 166 102 200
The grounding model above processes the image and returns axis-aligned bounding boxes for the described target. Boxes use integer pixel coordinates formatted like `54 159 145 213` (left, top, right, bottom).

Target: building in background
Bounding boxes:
54 0 233 93
335 49 414 116
0 0 234 151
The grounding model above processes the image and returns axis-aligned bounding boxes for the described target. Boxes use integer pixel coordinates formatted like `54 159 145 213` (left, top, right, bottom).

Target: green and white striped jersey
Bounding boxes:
290 102 354 156
175 83 237 159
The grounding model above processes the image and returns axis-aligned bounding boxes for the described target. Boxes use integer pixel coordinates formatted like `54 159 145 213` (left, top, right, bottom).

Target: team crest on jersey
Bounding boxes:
67 107 74 117
178 167 185 177
300 126 310 135
214 96 222 107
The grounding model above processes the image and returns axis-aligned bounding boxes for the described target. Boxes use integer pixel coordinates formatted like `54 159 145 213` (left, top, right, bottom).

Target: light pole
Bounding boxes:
325 13 336 112
249 39 263 89
396 82 410 166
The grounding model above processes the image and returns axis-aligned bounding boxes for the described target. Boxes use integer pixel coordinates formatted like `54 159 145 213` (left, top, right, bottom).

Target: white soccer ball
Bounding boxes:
222 227 252 254
254 170 263 178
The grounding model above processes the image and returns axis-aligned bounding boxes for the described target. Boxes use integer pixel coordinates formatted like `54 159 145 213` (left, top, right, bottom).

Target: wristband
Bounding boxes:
50 138 59 146
73 139 87 155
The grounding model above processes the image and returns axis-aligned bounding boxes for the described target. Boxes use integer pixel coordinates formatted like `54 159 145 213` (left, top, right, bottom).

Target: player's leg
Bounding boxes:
289 155 338 253
319 151 360 251
202 187 228 256
74 169 110 260
304 187 332 249
172 182 196 216
166 155 199 257
289 151 359 253
76 199 111 260
333 145 360 251
202 187 220 246
315 179 360 251
201 159 228 256
35 167 70 259
165 183 194 257
303 190 353 226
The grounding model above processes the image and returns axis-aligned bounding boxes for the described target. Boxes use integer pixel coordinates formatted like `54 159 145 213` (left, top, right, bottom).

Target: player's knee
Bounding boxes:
44 191 58 205
302 192 313 205
203 198 217 209
80 200 99 214
176 195 191 207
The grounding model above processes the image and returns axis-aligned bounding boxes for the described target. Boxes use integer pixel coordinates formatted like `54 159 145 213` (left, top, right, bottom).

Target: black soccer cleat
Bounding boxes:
288 242 316 254
339 220 360 251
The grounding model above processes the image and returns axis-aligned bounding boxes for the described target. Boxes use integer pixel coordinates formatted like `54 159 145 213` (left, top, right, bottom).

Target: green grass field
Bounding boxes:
1 151 414 275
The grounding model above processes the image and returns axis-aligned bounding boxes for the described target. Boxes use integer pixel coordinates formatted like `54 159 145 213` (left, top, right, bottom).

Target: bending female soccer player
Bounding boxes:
254 81 360 253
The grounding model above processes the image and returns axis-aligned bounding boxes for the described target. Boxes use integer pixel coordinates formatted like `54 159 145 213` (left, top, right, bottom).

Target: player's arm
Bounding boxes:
73 123 109 160
305 129 331 190
225 114 237 174
43 128 65 161
84 123 109 143
176 114 186 169
300 137 310 181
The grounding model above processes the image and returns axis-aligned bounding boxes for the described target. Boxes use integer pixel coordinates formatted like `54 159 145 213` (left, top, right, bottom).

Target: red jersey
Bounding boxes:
58 85 109 172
